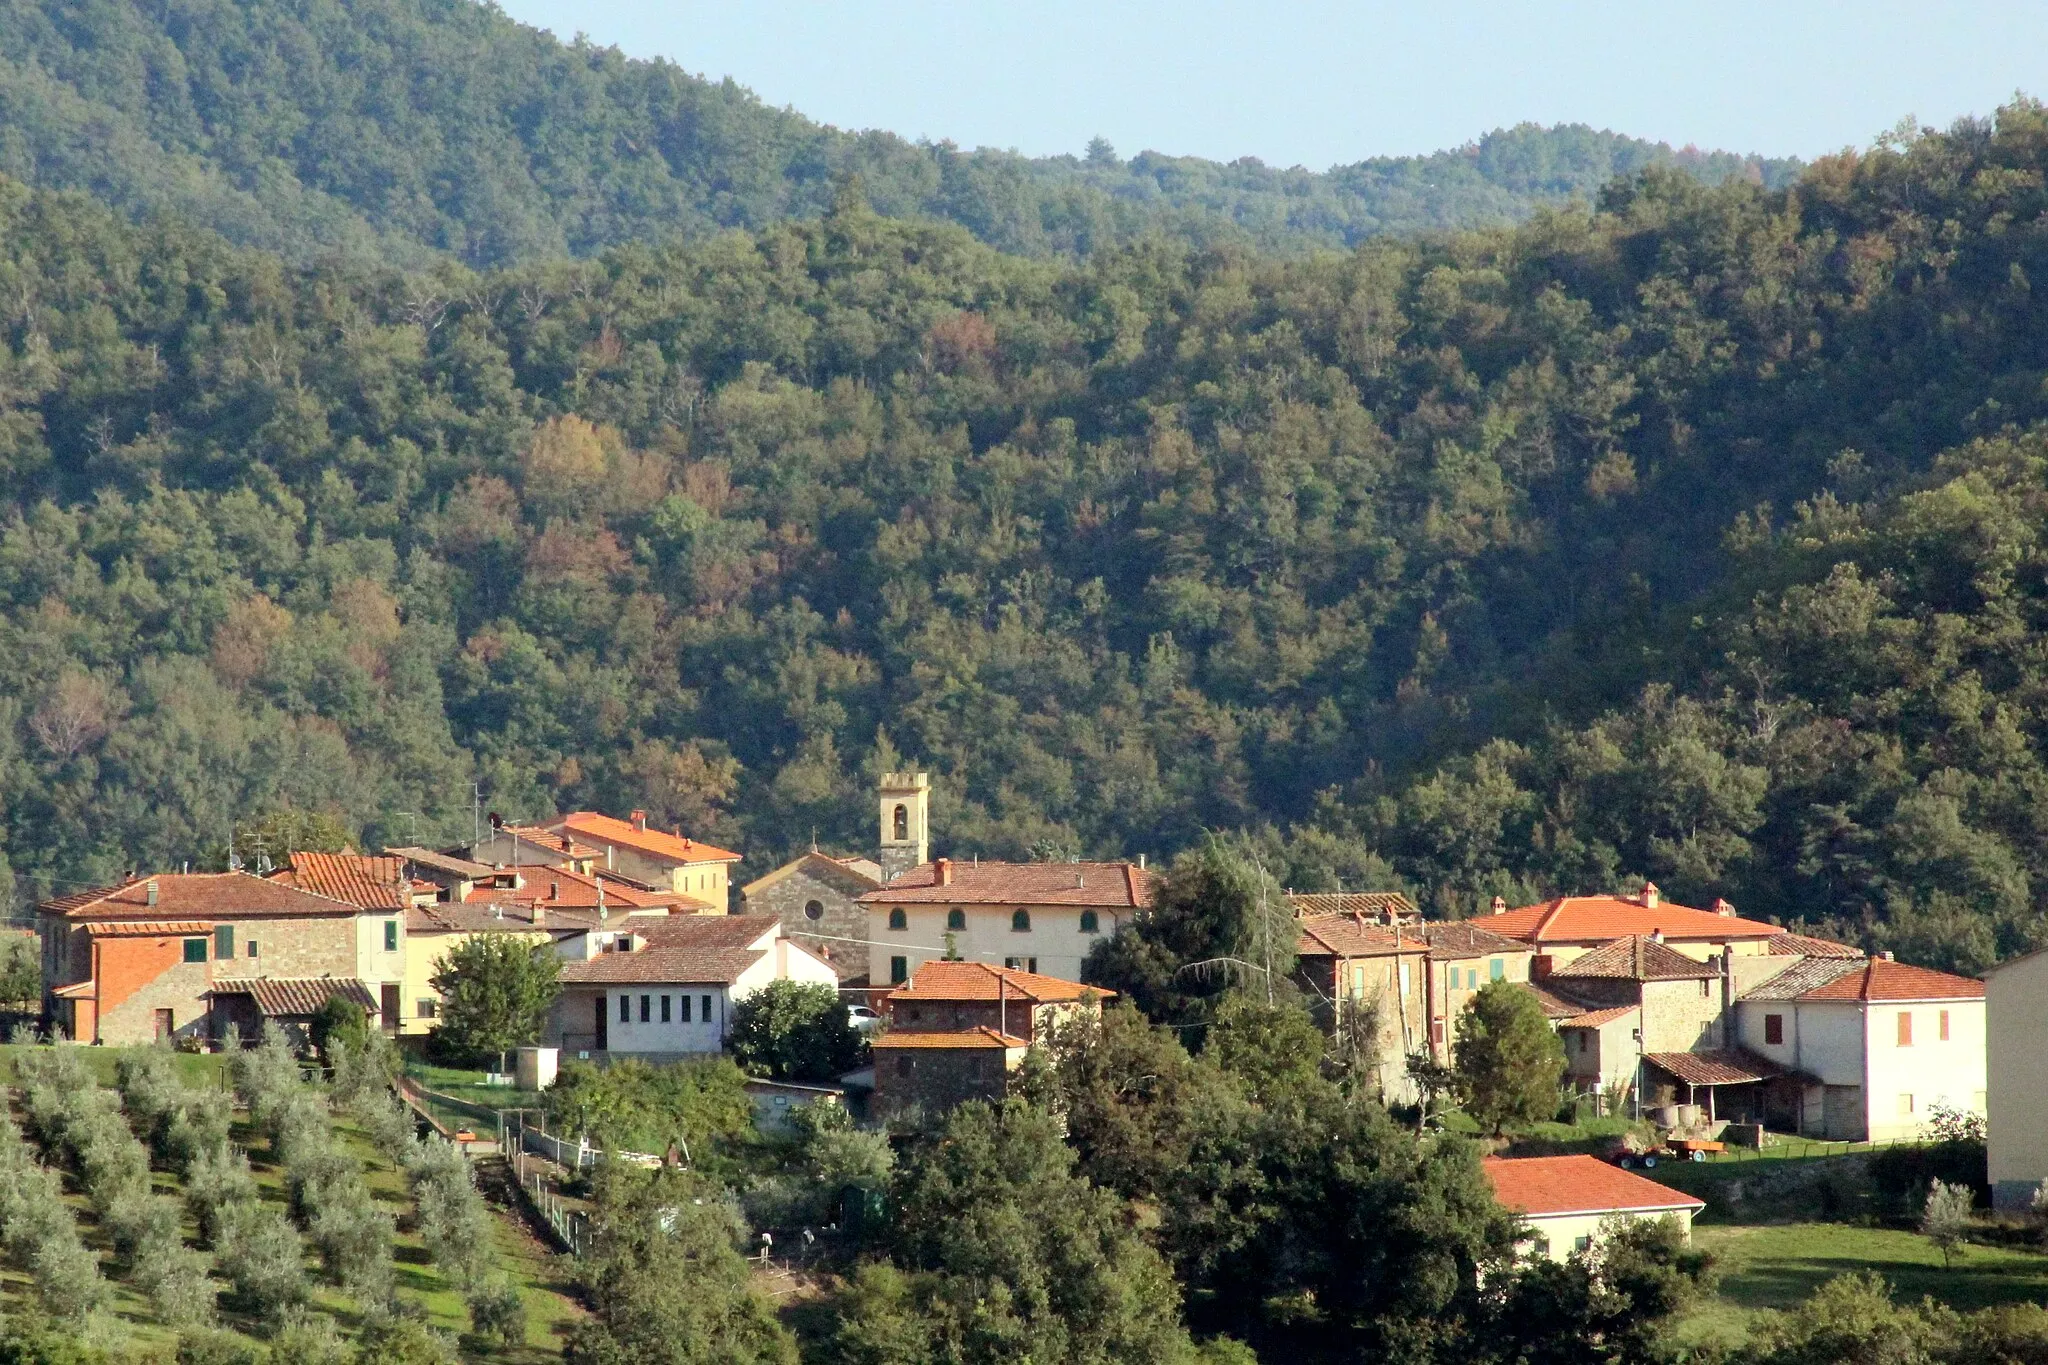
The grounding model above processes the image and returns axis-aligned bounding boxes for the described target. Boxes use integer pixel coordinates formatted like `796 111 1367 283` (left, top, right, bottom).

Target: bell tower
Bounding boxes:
878 772 930 884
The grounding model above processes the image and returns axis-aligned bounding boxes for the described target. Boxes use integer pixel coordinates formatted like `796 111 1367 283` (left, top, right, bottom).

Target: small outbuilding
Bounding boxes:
1484 1154 1705 1261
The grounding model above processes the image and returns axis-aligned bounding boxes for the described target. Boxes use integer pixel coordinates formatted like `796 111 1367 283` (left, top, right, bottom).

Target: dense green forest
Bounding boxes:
0 0 1799 267
5 77 2048 971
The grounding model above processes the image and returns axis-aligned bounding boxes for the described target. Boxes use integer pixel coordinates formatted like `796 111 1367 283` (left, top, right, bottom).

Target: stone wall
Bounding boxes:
873 1047 1012 1124
744 859 874 982
209 914 359 982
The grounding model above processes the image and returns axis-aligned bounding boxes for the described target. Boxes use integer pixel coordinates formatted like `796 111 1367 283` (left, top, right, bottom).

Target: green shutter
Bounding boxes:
183 938 207 964
215 925 234 960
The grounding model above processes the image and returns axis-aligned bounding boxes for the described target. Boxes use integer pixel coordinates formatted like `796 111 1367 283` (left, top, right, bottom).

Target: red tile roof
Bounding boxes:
860 861 1156 908
871 1027 1030 1050
462 864 710 914
41 873 356 920
210 978 379 1018
1285 891 1418 919
1484 894 1778 944
272 852 408 910
1643 1049 1789 1086
1521 982 1596 1020
551 813 742 865
559 915 783 985
1550 936 1719 981
1419 922 1530 960
1484 1155 1704 1218
387 847 498 879
887 961 1110 1004
1796 959 1984 1002
1563 1005 1639 1028
1297 915 1426 959
1768 932 1863 959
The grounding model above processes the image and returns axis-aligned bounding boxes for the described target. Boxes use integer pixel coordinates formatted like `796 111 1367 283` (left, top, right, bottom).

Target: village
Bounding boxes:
26 765 2047 1323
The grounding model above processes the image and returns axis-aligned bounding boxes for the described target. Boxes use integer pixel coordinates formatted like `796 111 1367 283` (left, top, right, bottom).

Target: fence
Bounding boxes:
510 1148 589 1256
1701 1135 1925 1164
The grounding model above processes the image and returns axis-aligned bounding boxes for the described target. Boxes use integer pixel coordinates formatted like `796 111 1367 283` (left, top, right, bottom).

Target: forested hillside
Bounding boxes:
5 98 2048 970
0 0 1798 266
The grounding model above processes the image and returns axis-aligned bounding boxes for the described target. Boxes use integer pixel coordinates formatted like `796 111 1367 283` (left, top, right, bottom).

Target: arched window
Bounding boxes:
1011 909 1031 933
1079 910 1099 934
892 803 909 841
887 908 907 931
804 899 824 921
946 908 966 931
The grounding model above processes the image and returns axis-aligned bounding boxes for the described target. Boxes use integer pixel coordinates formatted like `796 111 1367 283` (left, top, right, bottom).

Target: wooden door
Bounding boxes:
154 1009 174 1042
380 984 401 1035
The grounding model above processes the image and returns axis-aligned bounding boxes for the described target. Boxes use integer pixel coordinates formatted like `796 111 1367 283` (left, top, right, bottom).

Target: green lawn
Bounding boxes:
1678 1223 2048 1347
0 1044 228 1090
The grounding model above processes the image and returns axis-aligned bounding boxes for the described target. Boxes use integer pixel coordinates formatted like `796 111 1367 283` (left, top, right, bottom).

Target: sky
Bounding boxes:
492 0 2048 170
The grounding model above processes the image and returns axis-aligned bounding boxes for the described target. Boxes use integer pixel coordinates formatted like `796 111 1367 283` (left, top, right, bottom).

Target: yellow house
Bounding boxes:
535 812 741 907
401 903 554 1037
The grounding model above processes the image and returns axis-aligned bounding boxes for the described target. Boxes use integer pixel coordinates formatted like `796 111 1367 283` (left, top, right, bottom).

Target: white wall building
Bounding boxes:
1985 948 2048 1209
1734 956 1985 1142
545 915 836 1059
1484 1155 1705 1262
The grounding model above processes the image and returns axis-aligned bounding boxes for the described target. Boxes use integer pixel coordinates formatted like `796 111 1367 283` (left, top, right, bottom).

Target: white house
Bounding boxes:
1733 956 1985 1142
860 855 1156 985
544 915 837 1060
1484 1155 1705 1261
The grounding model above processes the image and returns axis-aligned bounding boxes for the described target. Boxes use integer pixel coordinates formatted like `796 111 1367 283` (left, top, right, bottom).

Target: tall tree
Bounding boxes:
429 935 561 1072
1453 982 1567 1135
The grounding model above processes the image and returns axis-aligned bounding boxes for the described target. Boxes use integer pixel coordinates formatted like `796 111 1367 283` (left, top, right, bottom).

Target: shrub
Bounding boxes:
311 1199 395 1306
183 1144 258 1245
135 1234 217 1328
215 1200 307 1319
174 1328 264 1365
270 1314 350 1365
353 1311 461 1365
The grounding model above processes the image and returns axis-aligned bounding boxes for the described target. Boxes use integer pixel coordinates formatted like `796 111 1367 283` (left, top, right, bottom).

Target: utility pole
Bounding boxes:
472 782 482 849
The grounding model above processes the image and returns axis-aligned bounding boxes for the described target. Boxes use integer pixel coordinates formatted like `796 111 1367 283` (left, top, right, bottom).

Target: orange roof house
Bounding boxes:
885 961 1111 1042
1484 1154 1705 1261
532 811 742 906
1483 883 1779 967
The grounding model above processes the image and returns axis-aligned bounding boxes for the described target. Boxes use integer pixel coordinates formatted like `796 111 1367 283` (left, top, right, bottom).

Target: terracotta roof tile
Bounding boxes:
1797 959 1984 1002
1484 1155 1704 1218
1520 981 1595 1020
1297 915 1426 959
462 864 710 913
1418 922 1531 961
553 813 741 865
1563 1005 1639 1028
84 920 213 937
211 978 378 1018
560 948 763 985
1767 932 1863 959
1739 957 1866 1001
387 847 498 879
1285 891 1418 919
887 961 1110 1004
1644 1049 1788 1086
871 1027 1030 1050
1551 936 1719 981
272 852 408 910
860 860 1156 909
40 873 356 920
1485 894 1779 944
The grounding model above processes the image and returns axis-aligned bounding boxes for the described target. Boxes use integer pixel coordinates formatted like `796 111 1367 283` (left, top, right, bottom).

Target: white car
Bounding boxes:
847 1005 882 1034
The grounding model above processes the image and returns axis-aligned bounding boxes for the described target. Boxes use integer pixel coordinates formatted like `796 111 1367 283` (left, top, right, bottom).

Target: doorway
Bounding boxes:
594 996 608 1051
154 1009 174 1042
380 983 400 1035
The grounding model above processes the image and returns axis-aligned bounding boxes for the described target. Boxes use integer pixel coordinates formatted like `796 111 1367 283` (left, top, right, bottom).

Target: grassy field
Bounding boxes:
0 1064 583 1361
1678 1222 2048 1347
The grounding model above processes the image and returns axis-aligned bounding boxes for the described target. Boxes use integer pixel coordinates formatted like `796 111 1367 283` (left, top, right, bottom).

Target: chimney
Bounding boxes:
935 857 954 887
1490 896 1506 916
1640 881 1660 909
145 879 159 907
1712 897 1736 918
533 905 545 927
1531 953 1552 980
1880 950 1894 962
682 837 693 851
1650 928 1664 944
631 809 647 832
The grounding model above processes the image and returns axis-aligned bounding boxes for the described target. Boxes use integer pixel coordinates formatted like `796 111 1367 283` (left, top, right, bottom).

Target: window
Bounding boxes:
214 925 234 960
701 994 711 1020
947 908 967 931
890 956 909 985
1004 956 1038 973
1011 909 1031 933
383 920 398 952
640 995 651 1023
1898 1093 1915 1117
1530 1236 1550 1258
416 999 438 1020
804 900 824 922
660 995 671 1023
1939 1010 1950 1041
1897 1012 1913 1046
182 938 207 964
619 995 631 1024
1488 958 1504 982
1399 961 1411 994
1573 1236 1592 1254
1764 1014 1784 1045
680 995 693 1023
895 1056 912 1077
893 803 909 841
246 940 259 958
1468 968 1479 989
888 908 907 931
1079 910 1099 934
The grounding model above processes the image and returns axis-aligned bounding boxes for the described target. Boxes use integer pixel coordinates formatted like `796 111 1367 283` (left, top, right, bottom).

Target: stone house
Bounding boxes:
267 852 411 1027
869 1028 1029 1124
40 872 402 1045
883 960 1110 1043
741 852 883 983
1416 922 1537 1061
1293 915 1429 1101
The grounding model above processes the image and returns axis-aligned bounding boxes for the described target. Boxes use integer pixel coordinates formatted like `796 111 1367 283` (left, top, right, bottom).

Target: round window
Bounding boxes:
804 899 825 921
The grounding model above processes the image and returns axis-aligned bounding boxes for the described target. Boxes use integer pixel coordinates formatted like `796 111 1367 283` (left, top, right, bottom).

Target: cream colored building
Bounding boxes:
1483 885 1781 969
535 812 742 905
1485 1155 1704 1262
1986 949 2048 1209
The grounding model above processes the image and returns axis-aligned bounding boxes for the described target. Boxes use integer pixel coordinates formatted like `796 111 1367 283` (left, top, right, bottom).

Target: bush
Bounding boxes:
215 1200 308 1319
353 1311 461 1365
728 980 865 1082
406 1137 489 1288
135 1234 217 1328
174 1328 263 1365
